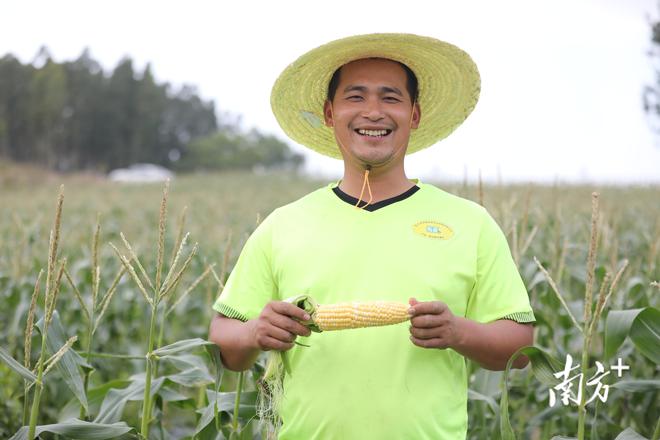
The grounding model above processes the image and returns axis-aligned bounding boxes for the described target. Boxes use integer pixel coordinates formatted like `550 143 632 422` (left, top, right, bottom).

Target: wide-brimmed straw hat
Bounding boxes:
270 33 481 160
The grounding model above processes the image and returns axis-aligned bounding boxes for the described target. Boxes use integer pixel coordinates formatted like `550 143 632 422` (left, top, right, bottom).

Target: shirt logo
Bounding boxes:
412 221 454 239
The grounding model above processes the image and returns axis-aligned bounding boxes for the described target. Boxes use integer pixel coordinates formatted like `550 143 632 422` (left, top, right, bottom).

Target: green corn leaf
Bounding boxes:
500 346 563 440
0 346 37 382
611 379 660 392
206 344 224 395
35 311 91 412
94 376 164 423
195 390 258 435
468 388 500 414
613 427 648 439
152 338 213 357
605 307 660 363
58 379 131 421
605 309 643 359
165 367 214 387
9 419 132 440
629 307 660 364
158 385 190 402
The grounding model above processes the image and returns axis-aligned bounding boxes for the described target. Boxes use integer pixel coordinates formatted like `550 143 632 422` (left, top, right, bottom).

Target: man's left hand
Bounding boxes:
408 297 463 349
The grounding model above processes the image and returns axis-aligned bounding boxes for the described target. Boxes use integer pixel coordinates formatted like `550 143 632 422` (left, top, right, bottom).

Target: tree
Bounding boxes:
644 9 660 135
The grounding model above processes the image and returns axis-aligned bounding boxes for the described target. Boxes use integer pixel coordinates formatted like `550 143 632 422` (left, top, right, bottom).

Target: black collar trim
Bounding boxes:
332 184 420 212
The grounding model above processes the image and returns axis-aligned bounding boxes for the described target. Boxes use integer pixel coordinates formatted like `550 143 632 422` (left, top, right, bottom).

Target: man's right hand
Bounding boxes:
248 301 312 351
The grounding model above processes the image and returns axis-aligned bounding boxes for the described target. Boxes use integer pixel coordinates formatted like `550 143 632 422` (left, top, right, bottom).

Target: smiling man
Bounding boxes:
209 34 535 439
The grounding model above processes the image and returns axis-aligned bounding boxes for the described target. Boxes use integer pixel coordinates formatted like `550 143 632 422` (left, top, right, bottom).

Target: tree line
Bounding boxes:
0 47 303 172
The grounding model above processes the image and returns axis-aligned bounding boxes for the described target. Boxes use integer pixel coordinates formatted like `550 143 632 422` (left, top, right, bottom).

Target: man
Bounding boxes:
209 33 535 439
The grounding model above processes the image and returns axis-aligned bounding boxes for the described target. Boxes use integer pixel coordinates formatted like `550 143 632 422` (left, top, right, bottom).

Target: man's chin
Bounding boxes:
354 151 397 168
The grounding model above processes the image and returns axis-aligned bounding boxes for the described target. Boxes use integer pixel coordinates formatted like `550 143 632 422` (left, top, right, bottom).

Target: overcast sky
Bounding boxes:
3 0 659 184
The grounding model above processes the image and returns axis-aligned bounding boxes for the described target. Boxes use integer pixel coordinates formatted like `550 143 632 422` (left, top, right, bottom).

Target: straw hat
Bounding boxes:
270 33 481 160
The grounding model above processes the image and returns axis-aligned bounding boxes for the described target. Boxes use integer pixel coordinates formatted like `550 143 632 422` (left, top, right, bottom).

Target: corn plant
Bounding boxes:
1 170 658 439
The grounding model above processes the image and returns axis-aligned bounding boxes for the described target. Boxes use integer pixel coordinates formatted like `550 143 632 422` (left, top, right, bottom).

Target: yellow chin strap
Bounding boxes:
329 101 417 210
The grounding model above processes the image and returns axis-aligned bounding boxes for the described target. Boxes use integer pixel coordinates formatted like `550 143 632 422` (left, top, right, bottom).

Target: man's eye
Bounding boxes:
346 95 363 101
384 96 401 102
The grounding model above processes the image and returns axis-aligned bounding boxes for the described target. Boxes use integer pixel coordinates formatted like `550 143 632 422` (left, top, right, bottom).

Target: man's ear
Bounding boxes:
411 102 421 129
323 100 334 127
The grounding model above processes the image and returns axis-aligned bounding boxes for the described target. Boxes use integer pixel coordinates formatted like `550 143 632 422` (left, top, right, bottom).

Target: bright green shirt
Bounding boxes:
214 180 535 440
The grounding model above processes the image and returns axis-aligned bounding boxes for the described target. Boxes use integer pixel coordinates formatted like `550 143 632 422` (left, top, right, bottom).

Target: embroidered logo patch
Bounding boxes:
412 221 453 239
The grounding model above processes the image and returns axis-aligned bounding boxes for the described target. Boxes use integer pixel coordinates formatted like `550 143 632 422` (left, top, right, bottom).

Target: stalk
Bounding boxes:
232 371 245 434
79 319 94 419
27 330 48 438
140 302 159 438
22 385 30 426
577 192 599 440
652 415 660 440
78 351 145 360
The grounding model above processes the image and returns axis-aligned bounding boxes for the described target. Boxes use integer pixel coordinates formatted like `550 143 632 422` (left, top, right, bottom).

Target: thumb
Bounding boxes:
408 297 419 306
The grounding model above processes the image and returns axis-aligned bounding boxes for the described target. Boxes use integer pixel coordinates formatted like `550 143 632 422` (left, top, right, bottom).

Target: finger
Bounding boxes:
270 301 311 322
410 314 445 328
408 297 419 307
409 325 443 339
266 325 297 343
260 336 295 352
269 313 312 337
409 301 448 316
410 336 449 349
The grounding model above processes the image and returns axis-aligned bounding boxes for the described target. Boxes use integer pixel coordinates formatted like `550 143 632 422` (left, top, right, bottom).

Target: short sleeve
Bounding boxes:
212 215 277 321
465 209 535 324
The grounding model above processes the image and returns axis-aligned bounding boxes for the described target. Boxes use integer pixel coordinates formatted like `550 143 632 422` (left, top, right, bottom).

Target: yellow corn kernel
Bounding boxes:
315 301 410 331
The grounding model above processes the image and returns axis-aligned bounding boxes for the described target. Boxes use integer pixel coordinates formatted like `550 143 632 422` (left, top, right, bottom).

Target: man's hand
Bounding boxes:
249 301 312 351
407 297 533 370
408 297 462 350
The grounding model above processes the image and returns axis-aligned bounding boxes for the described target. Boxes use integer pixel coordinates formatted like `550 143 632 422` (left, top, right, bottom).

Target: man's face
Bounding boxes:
323 58 421 170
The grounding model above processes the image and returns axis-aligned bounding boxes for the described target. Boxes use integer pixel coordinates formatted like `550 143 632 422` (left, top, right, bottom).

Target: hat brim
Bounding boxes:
270 33 481 160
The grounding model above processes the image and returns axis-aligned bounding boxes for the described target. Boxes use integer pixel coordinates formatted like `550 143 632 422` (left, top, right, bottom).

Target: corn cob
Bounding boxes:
314 301 410 331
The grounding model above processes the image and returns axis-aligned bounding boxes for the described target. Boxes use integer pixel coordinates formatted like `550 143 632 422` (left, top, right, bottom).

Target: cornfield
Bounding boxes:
1 167 658 439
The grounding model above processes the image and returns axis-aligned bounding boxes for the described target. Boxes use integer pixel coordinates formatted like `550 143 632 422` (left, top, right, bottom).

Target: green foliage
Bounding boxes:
176 128 304 172
0 49 217 171
0 173 658 439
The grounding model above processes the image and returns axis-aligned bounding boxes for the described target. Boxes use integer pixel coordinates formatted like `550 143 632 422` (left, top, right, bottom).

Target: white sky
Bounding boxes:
3 0 659 184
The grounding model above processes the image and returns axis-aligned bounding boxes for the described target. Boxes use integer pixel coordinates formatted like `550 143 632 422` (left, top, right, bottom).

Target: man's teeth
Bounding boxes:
357 129 388 137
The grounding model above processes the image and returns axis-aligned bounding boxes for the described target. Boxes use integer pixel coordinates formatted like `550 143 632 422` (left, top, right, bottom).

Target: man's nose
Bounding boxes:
361 97 385 120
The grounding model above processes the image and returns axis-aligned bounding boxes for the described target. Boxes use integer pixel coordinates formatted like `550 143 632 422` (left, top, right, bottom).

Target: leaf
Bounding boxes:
9 419 132 440
165 367 214 387
467 388 500 414
152 338 213 357
629 307 660 364
195 390 258 434
550 437 578 440
158 385 190 402
500 346 563 440
58 379 131 421
160 353 208 370
605 308 643 359
35 311 91 412
613 427 648 439
611 379 660 392
0 346 37 382
206 344 224 393
605 307 660 363
94 377 164 423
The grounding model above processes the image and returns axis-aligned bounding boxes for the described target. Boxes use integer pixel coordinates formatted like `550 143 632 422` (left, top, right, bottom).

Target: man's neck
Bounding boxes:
338 165 415 203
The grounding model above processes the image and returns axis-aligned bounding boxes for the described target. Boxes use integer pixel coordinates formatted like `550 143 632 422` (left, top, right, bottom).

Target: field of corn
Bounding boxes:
0 164 658 439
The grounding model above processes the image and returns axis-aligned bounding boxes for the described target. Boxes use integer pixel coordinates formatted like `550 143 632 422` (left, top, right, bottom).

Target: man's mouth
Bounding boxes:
355 128 392 138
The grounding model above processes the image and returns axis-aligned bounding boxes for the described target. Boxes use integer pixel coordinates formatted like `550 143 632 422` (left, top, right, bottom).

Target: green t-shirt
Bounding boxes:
214 180 535 440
